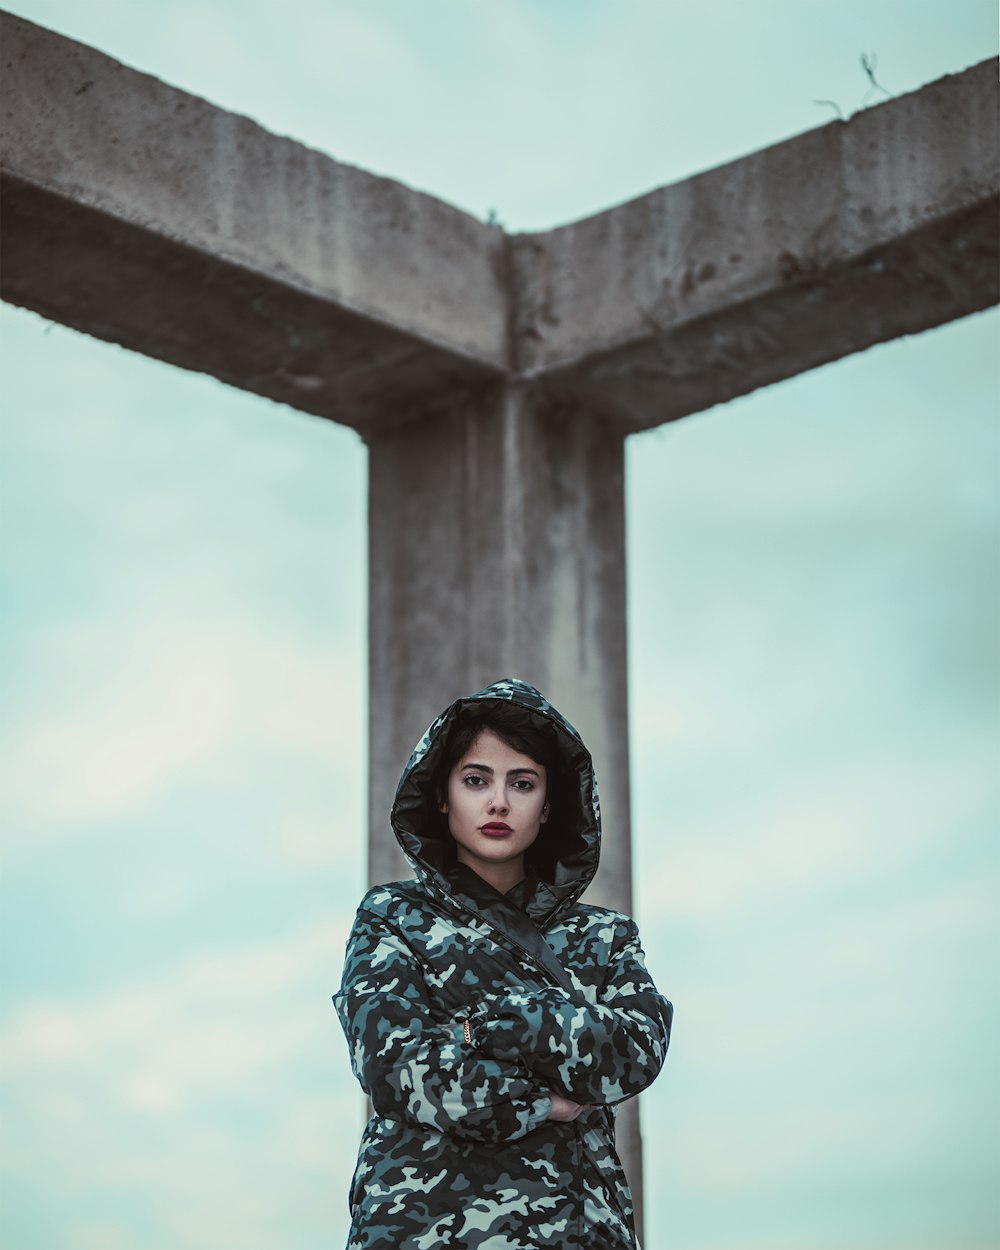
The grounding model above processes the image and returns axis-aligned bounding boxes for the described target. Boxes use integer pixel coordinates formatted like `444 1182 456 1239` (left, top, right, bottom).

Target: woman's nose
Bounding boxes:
487 788 509 814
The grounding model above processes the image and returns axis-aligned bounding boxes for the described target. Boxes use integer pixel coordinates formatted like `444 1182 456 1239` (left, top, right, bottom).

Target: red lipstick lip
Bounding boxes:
480 822 513 836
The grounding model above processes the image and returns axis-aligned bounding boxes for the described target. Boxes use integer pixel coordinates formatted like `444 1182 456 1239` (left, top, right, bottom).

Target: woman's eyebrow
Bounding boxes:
460 763 540 777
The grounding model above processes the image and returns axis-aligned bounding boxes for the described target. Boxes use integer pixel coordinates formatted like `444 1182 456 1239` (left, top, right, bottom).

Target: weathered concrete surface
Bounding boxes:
365 380 642 1224
512 59 999 428
2 12 996 435
0 12 508 424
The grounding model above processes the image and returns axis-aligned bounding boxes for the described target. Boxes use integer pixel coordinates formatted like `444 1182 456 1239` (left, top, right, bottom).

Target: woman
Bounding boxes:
333 678 673 1250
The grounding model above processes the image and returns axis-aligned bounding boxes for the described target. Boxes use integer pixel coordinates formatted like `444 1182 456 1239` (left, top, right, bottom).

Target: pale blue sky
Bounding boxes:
1 3 997 1249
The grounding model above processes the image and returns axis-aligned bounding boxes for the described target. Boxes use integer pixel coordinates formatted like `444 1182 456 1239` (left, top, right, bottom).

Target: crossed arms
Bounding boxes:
333 897 672 1144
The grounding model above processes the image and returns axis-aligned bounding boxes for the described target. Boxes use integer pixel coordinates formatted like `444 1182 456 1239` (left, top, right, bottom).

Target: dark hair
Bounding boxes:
436 712 556 794
434 706 576 879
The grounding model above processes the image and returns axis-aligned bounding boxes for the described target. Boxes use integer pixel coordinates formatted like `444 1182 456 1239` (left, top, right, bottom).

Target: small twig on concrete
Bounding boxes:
860 52 893 105
813 98 845 120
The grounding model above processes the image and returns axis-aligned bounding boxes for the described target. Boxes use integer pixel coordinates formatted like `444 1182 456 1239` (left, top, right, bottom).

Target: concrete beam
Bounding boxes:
3 14 996 439
0 12 507 428
512 58 999 429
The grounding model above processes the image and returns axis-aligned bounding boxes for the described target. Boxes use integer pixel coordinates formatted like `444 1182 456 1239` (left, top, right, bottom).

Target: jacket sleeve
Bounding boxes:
332 901 552 1143
469 916 672 1107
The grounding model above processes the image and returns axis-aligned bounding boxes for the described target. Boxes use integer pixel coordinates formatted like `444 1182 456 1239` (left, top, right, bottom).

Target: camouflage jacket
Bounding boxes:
333 679 673 1249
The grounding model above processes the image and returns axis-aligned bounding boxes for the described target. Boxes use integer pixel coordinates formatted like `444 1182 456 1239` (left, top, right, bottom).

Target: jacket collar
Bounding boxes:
440 864 577 993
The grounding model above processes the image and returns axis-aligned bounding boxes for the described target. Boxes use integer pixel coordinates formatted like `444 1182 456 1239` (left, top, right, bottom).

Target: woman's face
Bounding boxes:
443 729 549 884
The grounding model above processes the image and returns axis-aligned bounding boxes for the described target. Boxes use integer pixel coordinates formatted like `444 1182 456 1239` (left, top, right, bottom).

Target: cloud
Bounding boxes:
0 616 362 844
1 916 339 1078
0 916 360 1248
634 727 997 927
640 865 999 1250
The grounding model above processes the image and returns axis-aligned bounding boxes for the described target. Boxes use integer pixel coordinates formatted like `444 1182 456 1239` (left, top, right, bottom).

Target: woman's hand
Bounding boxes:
547 1092 590 1122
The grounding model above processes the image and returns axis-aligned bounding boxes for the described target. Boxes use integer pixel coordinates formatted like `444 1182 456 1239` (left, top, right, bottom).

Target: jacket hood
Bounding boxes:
391 678 601 927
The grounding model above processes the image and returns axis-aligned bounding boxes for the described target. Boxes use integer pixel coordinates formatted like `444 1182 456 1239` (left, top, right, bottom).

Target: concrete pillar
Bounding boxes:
366 380 645 1236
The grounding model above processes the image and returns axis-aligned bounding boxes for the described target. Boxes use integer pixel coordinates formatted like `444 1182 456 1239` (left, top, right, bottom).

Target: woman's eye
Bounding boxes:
513 779 534 792
463 774 486 787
